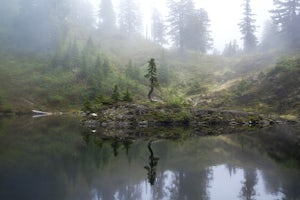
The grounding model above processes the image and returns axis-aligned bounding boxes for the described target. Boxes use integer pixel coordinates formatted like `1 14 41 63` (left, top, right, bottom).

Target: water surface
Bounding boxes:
0 116 299 200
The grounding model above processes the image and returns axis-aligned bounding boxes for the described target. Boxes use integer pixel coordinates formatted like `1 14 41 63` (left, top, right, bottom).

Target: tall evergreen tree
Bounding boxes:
98 0 116 33
167 0 212 52
260 20 282 50
151 8 166 45
167 0 191 50
118 0 142 35
67 0 94 30
184 8 213 52
239 0 257 53
271 0 300 48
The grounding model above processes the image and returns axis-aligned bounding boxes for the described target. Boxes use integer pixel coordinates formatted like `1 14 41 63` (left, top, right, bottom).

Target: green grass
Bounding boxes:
0 31 299 118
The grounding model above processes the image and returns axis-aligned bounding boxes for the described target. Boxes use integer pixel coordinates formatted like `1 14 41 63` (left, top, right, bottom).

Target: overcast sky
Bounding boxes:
91 0 274 51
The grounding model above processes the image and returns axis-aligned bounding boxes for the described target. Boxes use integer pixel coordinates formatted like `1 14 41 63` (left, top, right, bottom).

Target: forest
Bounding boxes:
0 0 299 120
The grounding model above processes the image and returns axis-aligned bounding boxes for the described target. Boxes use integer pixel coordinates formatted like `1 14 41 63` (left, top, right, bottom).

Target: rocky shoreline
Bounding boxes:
83 103 296 129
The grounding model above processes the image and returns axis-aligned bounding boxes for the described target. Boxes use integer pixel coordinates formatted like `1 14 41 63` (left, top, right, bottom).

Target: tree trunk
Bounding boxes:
148 85 154 101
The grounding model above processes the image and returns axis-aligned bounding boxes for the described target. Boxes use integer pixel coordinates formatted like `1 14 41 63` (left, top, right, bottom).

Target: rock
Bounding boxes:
90 113 98 117
229 121 239 126
139 121 148 127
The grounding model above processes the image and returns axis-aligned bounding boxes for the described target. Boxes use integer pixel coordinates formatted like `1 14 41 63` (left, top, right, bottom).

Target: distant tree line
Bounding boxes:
0 0 299 54
99 0 213 53
225 0 300 55
0 0 94 51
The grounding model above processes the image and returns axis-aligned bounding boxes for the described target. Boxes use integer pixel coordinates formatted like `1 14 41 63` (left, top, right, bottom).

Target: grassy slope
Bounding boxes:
0 34 299 118
193 51 300 119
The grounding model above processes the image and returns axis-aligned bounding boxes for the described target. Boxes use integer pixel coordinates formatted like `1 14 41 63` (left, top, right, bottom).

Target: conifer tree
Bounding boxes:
260 20 282 50
151 8 166 45
223 40 240 56
102 58 111 76
185 8 213 52
145 58 159 101
111 85 120 101
271 0 300 48
119 0 141 35
167 0 212 52
98 0 116 33
239 0 257 53
123 88 133 102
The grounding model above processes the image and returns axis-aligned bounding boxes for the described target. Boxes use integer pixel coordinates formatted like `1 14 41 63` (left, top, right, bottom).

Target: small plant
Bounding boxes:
123 88 133 102
111 85 120 102
234 79 249 96
83 100 93 113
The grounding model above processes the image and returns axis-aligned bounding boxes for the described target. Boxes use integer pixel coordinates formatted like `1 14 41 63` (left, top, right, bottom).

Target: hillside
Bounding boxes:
0 31 299 118
193 53 300 119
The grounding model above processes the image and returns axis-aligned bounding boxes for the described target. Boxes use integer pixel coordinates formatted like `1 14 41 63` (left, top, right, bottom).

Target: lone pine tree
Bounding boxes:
145 58 159 101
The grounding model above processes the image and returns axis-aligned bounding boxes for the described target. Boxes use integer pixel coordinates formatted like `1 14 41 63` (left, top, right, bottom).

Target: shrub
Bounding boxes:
111 85 120 102
123 88 133 102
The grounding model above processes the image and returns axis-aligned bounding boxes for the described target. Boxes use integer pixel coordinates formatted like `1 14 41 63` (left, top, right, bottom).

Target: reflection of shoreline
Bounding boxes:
0 116 299 200
83 124 285 141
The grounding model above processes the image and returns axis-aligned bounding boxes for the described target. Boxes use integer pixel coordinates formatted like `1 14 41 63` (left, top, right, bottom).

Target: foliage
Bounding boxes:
239 0 257 52
164 89 191 107
111 85 120 102
118 0 142 35
167 0 212 52
83 100 93 113
151 8 167 45
185 80 208 96
98 0 116 33
271 0 300 49
234 79 252 96
145 58 159 101
0 0 299 118
125 59 142 81
8 0 94 52
123 88 133 102
259 20 283 51
223 40 240 56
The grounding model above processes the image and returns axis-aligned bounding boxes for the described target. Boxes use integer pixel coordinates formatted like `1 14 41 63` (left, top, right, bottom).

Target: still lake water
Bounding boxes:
0 116 299 200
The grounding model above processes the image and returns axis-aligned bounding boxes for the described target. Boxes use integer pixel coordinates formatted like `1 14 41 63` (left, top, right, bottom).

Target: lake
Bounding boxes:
0 116 299 200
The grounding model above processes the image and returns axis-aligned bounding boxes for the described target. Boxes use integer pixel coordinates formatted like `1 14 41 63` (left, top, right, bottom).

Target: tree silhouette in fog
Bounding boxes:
239 0 257 53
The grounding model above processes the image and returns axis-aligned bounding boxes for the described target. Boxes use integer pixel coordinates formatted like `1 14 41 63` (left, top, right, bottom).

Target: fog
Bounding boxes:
0 0 299 111
0 2 300 199
90 0 273 50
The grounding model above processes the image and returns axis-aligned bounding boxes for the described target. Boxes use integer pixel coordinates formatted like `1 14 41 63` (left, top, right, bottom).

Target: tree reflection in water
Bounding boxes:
144 140 160 185
240 168 258 200
1 117 299 200
111 140 120 157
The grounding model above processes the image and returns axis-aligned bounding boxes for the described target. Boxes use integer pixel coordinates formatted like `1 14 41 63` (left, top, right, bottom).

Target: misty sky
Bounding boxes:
90 0 274 51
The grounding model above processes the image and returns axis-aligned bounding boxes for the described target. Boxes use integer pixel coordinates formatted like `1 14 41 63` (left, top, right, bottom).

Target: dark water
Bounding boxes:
0 116 299 200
